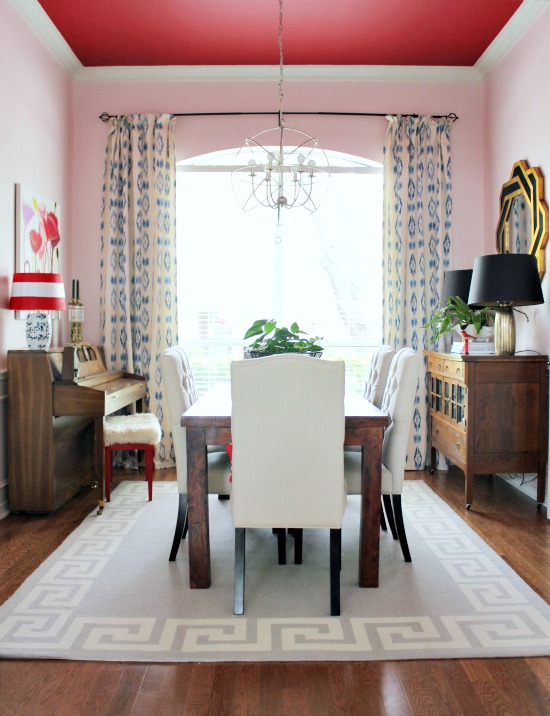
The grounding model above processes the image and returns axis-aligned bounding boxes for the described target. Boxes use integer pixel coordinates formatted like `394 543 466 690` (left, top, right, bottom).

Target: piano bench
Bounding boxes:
104 413 162 502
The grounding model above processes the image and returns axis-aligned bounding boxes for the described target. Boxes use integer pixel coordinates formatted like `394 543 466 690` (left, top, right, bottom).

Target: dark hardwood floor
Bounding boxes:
1 466 549 716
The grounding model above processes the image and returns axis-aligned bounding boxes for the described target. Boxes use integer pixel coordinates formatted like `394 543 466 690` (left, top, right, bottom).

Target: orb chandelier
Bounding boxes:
231 0 330 223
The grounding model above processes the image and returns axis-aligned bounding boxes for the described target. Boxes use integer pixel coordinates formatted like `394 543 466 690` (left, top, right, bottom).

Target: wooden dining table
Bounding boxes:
181 383 390 589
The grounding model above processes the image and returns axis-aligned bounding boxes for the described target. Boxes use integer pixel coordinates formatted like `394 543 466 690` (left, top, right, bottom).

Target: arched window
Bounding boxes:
176 148 383 394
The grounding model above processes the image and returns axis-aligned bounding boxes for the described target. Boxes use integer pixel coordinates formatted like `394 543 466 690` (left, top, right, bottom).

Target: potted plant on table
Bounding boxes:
423 296 495 344
243 319 324 358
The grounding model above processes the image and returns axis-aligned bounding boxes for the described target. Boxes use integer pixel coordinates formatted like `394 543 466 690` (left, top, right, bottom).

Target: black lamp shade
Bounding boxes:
468 253 544 307
441 269 473 303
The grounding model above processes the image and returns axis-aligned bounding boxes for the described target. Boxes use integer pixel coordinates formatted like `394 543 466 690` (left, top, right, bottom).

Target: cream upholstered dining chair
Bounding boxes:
364 345 396 408
347 344 396 532
230 354 346 616
159 346 231 561
344 347 421 562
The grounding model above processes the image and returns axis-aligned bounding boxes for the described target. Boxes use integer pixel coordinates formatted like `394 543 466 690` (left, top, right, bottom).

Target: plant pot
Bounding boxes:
244 349 323 359
454 324 494 342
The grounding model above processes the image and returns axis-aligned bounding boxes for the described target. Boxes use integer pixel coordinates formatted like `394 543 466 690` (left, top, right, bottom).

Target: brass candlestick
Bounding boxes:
68 279 84 344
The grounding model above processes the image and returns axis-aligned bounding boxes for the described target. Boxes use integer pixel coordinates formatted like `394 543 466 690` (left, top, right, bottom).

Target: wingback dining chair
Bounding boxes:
364 345 396 408
160 346 231 561
346 344 396 532
344 347 421 562
230 354 346 616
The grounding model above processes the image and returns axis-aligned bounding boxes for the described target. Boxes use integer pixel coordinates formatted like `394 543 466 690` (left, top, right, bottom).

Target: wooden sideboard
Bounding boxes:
425 351 548 509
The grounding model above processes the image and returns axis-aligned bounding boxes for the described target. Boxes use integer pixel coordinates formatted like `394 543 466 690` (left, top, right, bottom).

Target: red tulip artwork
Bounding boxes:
15 184 62 274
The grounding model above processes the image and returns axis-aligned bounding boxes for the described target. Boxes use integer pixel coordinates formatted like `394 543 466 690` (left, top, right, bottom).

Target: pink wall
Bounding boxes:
484 5 550 355
0 0 72 368
2 2 547 358
72 76 485 342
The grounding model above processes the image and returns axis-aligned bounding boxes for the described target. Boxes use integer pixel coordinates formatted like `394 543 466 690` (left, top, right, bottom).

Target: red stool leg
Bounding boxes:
146 445 154 501
104 446 113 502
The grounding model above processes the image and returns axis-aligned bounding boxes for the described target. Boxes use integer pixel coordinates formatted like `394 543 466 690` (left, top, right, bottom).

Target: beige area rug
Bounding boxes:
1 480 549 662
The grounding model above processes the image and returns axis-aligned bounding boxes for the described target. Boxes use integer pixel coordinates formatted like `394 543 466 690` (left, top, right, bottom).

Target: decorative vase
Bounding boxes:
453 324 494 343
25 312 52 350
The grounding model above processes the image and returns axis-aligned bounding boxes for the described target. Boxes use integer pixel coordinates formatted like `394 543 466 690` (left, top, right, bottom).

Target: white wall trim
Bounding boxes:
75 64 482 84
8 0 81 74
475 0 549 77
496 473 541 504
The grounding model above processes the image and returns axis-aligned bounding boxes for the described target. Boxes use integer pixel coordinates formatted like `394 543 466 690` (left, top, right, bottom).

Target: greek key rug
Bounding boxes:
1 480 549 662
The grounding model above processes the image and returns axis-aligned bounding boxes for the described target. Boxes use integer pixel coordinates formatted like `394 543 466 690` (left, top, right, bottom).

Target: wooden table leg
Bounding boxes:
358 426 384 587
187 427 211 588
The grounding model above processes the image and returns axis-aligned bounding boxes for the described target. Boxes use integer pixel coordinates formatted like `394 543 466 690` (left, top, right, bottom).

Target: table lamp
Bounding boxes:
441 269 473 303
9 272 66 350
468 254 543 356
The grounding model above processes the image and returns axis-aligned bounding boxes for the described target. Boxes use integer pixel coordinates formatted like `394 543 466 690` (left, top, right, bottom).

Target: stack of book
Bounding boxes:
451 341 495 355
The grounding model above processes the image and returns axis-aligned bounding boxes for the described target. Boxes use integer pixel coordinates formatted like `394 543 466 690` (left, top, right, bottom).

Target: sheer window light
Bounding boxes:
176 149 383 395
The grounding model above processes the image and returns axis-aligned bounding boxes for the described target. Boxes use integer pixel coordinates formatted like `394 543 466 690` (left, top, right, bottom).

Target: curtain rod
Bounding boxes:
99 111 458 122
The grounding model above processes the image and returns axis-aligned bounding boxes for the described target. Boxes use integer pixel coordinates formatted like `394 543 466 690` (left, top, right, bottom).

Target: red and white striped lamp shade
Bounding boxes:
9 273 66 311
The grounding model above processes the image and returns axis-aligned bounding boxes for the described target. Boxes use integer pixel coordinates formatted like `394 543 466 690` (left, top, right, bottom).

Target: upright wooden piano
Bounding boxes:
8 343 146 512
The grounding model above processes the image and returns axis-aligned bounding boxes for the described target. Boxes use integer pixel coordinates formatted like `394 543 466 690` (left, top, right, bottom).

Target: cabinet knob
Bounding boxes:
456 443 460 451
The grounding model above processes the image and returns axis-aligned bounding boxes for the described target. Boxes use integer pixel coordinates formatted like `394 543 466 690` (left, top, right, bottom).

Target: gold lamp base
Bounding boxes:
494 305 515 356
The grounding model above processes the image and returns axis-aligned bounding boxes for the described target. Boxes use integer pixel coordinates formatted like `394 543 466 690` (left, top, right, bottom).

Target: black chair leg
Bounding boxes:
182 506 189 540
234 528 246 615
383 494 398 540
380 504 388 531
392 494 412 562
293 528 303 564
169 494 188 561
276 528 286 565
330 529 341 616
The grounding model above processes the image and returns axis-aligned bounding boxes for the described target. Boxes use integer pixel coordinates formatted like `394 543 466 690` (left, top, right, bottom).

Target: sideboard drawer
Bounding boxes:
426 354 464 381
430 414 466 465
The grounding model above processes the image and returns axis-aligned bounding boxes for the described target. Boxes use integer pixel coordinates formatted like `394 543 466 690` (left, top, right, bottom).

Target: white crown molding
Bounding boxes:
475 0 548 77
8 0 81 73
10 0 543 85
76 63 482 84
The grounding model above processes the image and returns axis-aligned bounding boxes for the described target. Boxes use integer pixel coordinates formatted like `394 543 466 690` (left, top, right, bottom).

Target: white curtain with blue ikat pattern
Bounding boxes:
100 114 178 467
383 115 453 470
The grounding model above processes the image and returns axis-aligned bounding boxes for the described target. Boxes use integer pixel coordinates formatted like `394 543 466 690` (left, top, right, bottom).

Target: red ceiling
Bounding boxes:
36 0 523 68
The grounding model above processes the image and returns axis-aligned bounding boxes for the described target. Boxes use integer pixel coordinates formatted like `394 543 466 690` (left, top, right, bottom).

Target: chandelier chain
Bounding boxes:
231 0 330 222
278 0 284 129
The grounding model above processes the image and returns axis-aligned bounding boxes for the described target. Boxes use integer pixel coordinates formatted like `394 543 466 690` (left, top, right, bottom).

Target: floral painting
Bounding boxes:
15 184 61 274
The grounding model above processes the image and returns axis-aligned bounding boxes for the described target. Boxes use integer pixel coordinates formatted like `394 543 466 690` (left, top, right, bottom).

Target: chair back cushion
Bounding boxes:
159 346 198 488
380 348 421 492
230 354 346 529
364 345 396 408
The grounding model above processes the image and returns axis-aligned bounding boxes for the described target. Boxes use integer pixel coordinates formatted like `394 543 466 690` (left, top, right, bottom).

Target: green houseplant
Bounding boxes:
423 297 494 343
243 319 324 357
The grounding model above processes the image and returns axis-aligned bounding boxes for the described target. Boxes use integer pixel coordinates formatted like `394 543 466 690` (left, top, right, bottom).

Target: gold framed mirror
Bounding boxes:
496 160 548 278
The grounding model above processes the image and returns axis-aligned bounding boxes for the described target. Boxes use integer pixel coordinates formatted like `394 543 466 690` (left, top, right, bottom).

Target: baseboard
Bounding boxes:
496 472 541 504
434 450 546 509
